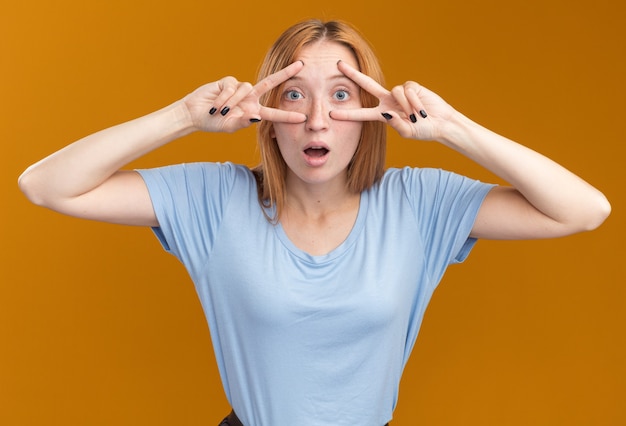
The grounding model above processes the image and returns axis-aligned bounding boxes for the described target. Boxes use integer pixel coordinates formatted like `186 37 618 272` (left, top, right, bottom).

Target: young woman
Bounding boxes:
18 19 610 426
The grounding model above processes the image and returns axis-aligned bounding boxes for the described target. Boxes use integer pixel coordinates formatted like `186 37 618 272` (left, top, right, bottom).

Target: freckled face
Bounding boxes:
272 41 363 189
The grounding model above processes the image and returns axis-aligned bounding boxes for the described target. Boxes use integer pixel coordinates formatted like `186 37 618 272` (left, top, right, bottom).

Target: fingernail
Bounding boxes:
410 114 417 123
419 109 428 119
337 59 342 65
381 112 392 120
220 106 230 116
249 118 261 123
209 107 217 115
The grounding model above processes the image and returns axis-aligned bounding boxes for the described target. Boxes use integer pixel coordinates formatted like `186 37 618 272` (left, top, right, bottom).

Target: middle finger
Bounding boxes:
250 60 304 98
337 60 389 99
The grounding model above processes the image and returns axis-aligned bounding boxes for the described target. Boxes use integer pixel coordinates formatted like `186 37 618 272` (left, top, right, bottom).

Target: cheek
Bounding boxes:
272 124 298 148
337 120 363 141
279 101 308 116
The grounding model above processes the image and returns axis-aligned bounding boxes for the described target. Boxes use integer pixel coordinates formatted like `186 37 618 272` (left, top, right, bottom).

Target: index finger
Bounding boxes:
337 60 389 98
259 105 307 123
251 60 304 98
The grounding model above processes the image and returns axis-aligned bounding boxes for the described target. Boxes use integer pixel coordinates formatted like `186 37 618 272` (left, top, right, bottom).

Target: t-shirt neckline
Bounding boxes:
273 190 369 264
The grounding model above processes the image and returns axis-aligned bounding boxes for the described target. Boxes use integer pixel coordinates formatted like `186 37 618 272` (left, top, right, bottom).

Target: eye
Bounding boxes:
333 89 350 101
284 90 303 101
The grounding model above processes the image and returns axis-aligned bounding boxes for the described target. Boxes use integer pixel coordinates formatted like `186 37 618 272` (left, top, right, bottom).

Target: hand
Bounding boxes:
330 60 457 142
182 61 307 133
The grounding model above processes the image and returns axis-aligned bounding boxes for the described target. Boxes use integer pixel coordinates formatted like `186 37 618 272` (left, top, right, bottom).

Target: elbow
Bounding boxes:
18 167 48 207
580 192 612 232
593 194 612 229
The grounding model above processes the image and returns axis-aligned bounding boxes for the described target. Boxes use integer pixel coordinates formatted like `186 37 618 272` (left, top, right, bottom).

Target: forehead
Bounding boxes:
294 41 359 70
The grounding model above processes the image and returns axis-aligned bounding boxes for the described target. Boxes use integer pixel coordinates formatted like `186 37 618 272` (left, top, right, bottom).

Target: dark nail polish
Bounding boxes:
419 109 428 119
209 107 217 115
410 114 417 123
249 118 261 123
381 112 392 120
220 106 230 116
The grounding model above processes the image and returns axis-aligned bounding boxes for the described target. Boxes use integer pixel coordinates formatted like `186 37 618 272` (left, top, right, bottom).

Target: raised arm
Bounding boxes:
433 114 611 239
18 61 306 226
332 60 611 239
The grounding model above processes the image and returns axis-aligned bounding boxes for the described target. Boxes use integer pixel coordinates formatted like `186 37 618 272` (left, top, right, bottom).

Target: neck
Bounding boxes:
280 174 362 256
284 174 358 219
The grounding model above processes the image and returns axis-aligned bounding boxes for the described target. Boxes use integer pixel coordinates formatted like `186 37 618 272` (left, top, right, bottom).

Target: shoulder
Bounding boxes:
381 166 489 189
136 162 258 213
381 166 442 181
138 161 252 185
148 161 250 176
378 167 454 192
375 167 494 213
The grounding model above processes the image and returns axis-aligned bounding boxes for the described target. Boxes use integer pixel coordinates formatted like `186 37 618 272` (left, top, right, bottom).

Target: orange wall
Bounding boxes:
2 0 624 424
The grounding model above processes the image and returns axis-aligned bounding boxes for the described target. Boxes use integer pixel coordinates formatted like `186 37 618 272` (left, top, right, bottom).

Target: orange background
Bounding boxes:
2 0 624 424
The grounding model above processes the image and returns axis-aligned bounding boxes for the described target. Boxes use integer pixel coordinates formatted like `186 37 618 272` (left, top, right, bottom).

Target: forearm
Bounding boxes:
19 100 193 206
439 111 611 231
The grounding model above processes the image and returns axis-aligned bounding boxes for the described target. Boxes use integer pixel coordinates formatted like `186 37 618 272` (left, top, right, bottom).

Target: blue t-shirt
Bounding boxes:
138 162 493 426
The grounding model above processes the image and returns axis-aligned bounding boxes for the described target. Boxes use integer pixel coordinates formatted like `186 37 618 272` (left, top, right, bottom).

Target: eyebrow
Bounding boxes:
287 74 354 84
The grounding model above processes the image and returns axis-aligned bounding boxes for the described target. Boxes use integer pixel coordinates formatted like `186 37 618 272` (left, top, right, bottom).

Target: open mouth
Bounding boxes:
304 147 329 157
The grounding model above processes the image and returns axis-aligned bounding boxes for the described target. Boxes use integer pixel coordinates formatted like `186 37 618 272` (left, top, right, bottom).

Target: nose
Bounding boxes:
305 99 329 132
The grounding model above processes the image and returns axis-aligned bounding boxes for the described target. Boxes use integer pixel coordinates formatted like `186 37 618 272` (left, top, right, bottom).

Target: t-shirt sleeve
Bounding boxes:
401 167 494 275
136 162 239 268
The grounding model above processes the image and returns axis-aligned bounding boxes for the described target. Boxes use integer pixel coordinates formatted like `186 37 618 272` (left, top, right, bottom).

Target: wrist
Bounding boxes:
436 111 470 145
164 100 197 138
